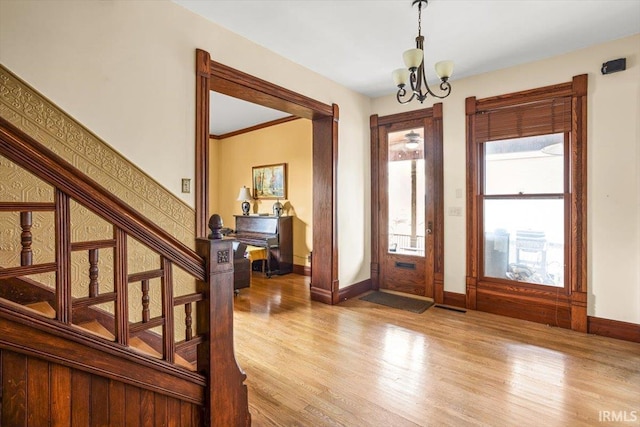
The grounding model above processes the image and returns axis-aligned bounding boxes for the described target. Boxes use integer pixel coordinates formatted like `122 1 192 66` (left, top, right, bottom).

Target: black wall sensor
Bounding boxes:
601 58 626 75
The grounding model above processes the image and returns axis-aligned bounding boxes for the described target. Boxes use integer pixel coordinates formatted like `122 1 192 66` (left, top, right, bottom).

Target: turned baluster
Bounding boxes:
185 303 193 341
20 211 33 266
88 249 99 297
141 279 150 323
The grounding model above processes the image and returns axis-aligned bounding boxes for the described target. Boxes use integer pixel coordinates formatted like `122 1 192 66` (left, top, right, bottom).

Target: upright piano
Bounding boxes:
232 215 293 276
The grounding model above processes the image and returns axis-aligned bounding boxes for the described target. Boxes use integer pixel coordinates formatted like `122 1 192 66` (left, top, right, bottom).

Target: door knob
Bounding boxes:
426 221 433 234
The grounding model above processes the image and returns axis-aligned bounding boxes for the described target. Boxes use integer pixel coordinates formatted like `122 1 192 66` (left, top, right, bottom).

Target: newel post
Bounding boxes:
195 214 250 427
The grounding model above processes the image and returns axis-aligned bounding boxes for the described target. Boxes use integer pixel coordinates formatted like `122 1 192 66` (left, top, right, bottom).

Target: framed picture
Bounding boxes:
252 163 287 199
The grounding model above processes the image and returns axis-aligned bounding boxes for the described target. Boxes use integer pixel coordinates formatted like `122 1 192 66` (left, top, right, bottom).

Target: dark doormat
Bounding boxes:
359 291 434 314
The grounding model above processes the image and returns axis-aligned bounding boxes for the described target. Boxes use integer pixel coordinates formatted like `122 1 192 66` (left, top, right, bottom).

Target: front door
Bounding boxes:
371 109 443 298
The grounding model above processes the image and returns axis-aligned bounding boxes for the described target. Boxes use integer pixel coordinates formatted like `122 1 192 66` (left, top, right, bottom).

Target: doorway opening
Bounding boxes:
194 49 341 304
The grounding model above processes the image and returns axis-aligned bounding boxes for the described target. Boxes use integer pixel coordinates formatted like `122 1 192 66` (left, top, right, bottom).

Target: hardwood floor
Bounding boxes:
233 274 640 426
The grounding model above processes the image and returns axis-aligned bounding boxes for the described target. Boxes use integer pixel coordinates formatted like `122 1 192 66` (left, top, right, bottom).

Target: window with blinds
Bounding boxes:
475 98 572 288
465 75 588 330
474 97 572 142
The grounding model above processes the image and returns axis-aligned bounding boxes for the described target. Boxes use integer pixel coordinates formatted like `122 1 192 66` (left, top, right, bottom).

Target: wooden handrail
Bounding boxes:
0 263 57 280
128 269 165 283
130 317 165 334
0 117 204 280
73 292 117 308
70 239 116 251
0 114 250 425
0 202 55 211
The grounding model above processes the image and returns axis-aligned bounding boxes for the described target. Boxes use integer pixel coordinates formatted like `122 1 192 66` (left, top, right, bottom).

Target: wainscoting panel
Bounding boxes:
0 348 202 426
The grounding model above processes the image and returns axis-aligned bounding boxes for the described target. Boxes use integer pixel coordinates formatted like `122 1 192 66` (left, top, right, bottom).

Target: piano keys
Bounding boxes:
232 215 293 276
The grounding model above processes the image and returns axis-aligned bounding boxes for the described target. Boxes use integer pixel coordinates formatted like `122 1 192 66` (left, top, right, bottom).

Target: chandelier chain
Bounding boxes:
417 2 422 37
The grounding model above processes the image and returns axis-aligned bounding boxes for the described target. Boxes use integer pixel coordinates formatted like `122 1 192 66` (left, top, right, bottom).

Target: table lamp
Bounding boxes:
237 186 252 215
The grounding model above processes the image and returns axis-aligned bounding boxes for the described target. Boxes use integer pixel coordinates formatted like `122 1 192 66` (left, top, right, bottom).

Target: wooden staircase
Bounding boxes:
22 299 198 371
0 116 250 425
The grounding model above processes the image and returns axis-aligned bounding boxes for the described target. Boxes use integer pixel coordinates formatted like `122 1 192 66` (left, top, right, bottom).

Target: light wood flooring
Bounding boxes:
233 274 640 426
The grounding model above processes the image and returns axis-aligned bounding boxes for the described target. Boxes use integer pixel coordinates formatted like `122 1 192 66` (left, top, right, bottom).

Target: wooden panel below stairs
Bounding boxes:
0 348 203 426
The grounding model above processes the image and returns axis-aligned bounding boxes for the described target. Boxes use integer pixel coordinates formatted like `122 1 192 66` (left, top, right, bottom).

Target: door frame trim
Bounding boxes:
370 104 445 302
195 49 340 304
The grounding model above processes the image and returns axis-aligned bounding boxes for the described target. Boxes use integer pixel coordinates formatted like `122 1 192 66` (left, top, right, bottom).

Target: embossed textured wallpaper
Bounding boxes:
0 65 197 341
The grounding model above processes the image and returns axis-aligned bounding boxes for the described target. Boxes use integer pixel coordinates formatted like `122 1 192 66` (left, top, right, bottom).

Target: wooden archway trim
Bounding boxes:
195 49 340 304
208 60 333 120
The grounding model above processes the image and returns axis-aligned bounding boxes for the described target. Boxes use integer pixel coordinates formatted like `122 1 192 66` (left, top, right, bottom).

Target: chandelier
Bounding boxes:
392 0 453 104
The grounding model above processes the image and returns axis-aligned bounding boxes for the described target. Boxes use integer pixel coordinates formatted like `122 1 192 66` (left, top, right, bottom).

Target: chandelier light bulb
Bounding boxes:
392 68 410 87
403 48 424 71
435 60 454 81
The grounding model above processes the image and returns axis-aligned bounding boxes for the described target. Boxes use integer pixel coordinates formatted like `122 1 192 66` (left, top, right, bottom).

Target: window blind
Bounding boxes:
475 97 571 143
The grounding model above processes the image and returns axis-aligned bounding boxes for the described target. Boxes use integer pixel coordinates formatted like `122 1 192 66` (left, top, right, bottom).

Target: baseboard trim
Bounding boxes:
310 286 333 305
441 290 639 343
292 264 311 276
337 279 372 303
588 316 640 343
443 291 466 309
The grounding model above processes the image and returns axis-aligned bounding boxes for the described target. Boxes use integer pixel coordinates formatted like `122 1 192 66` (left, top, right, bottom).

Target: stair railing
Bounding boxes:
0 117 250 426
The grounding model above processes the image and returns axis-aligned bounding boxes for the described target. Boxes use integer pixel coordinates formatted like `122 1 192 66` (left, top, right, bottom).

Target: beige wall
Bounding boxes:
209 119 313 267
373 34 640 324
0 0 372 288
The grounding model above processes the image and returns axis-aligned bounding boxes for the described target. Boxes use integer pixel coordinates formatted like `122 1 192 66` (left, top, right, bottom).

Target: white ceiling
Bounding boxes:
173 0 640 135
210 92 290 136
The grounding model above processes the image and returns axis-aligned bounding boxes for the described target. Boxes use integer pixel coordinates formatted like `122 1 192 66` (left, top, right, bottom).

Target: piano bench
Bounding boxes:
232 241 250 293
245 245 268 275
233 257 251 293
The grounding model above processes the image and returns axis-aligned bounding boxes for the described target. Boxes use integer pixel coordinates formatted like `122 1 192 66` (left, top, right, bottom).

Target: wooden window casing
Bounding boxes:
465 75 588 332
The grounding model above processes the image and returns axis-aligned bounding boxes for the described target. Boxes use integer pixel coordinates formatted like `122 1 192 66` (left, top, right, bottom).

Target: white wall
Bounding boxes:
373 34 640 324
0 0 372 288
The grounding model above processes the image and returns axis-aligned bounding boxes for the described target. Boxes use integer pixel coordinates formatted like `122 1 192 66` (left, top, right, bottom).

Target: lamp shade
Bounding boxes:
392 68 410 87
236 186 252 201
435 60 454 80
403 48 424 70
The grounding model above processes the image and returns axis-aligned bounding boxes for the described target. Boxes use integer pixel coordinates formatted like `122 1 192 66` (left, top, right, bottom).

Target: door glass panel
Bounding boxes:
485 133 564 195
388 129 425 257
483 199 564 287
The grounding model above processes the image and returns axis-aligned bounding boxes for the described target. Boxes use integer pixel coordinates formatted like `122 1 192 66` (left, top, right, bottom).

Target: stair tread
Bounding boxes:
129 337 196 371
25 301 56 319
129 336 162 358
20 301 196 371
77 320 115 341
174 353 197 372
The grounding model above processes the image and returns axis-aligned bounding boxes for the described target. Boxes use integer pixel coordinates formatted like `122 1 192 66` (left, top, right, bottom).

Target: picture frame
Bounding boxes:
252 163 287 199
